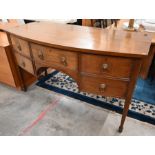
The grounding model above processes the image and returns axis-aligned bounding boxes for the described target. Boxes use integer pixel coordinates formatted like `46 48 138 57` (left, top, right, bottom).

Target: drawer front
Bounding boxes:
14 52 34 75
31 43 78 71
80 75 128 98
81 54 133 78
10 35 31 58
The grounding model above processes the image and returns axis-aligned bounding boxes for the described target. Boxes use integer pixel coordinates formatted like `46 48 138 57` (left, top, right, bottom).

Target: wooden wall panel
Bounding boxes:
0 46 16 87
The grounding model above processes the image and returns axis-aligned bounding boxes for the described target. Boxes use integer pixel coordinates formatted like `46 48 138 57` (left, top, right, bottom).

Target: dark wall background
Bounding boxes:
24 19 82 25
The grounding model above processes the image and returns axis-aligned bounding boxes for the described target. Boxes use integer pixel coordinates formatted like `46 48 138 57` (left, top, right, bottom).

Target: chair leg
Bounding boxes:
90 19 94 27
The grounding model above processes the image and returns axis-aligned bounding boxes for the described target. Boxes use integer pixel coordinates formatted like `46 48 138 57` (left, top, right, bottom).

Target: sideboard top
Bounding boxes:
4 21 152 58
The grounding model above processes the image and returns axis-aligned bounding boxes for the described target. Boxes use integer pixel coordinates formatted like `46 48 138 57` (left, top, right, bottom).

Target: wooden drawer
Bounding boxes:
10 35 31 58
80 75 128 98
81 54 133 78
31 43 78 71
14 52 34 75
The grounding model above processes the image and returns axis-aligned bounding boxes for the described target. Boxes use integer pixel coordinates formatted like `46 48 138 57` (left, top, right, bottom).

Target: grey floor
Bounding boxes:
0 83 155 136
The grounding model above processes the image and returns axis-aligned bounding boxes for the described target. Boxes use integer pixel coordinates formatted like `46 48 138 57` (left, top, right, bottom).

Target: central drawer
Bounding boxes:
81 54 133 78
31 43 78 71
80 75 128 98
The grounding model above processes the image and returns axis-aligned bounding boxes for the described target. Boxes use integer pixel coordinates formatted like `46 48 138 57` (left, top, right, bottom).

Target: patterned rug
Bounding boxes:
37 71 155 125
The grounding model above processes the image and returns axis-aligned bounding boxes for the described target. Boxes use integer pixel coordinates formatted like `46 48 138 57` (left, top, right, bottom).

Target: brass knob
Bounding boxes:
38 50 44 60
61 57 67 66
102 63 108 69
99 84 106 92
21 61 26 67
144 33 148 36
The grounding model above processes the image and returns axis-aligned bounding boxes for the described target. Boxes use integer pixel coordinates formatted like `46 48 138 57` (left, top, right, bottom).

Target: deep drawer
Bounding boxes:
80 75 128 98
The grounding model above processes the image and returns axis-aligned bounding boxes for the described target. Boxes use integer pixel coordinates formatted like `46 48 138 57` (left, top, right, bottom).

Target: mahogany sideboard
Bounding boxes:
4 22 152 132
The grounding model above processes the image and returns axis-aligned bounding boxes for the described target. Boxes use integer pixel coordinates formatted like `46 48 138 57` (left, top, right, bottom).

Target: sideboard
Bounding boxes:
4 22 152 132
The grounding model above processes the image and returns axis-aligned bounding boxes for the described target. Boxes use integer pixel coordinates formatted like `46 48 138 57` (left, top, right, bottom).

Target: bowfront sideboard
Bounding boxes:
4 22 152 132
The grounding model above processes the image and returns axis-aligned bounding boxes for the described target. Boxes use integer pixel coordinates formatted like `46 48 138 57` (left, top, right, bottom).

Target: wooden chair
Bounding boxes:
82 19 119 28
92 19 119 28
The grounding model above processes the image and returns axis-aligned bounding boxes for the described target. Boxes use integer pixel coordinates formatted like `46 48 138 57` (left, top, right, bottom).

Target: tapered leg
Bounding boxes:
118 98 131 132
118 59 142 132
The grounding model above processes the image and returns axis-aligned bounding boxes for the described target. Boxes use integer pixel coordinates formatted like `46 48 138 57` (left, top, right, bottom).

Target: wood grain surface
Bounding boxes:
4 21 152 58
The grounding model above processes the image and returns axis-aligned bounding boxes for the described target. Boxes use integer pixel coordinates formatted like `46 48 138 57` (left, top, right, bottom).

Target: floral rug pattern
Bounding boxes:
42 71 155 119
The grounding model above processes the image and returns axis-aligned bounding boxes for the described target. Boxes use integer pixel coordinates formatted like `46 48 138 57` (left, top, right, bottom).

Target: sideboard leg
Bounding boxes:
118 59 141 132
21 85 27 92
118 98 131 132
18 67 27 92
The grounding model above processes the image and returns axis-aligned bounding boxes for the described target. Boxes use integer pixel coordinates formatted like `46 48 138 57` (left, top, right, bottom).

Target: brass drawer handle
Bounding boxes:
21 61 26 67
61 57 67 66
99 84 106 92
38 51 44 60
102 63 108 70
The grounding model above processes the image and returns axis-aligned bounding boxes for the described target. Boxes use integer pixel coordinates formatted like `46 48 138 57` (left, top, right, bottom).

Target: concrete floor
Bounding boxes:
0 83 155 136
